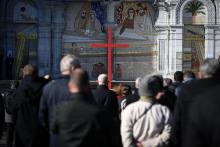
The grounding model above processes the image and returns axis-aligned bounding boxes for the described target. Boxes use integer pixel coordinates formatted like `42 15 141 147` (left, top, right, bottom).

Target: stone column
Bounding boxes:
156 27 169 75
51 3 64 77
38 3 52 76
205 25 215 58
155 1 169 26
214 27 220 58
170 26 183 73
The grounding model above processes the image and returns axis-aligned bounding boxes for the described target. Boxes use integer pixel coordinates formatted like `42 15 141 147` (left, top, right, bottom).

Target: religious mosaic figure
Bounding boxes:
135 3 153 33
119 8 135 35
74 3 103 37
116 2 155 39
115 64 122 79
92 64 99 79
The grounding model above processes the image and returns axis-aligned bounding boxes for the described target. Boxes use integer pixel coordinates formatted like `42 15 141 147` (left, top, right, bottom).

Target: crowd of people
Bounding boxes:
0 54 220 147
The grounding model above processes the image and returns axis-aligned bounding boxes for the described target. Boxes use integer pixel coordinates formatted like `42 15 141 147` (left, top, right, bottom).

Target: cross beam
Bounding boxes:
90 27 129 88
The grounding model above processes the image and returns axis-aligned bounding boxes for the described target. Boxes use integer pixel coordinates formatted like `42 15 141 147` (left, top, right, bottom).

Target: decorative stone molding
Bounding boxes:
176 0 216 25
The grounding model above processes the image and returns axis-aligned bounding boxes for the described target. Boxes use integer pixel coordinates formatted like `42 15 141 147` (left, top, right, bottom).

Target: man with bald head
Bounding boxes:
39 54 81 147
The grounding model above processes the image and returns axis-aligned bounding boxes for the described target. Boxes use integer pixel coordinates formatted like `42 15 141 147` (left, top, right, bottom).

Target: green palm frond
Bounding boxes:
184 1 206 16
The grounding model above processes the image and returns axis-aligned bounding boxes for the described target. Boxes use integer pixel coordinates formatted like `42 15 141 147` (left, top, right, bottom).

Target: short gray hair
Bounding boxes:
98 74 108 85
200 58 220 77
135 77 142 89
138 75 163 98
60 54 80 74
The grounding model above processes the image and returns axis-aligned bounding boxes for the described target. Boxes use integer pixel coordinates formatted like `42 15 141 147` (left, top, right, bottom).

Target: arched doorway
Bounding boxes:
182 0 207 73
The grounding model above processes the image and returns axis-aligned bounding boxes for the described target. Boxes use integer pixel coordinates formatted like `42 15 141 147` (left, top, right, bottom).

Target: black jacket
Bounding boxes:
39 76 71 128
11 76 48 147
171 77 220 147
121 88 139 110
52 93 116 147
0 94 4 139
93 85 119 119
183 84 220 147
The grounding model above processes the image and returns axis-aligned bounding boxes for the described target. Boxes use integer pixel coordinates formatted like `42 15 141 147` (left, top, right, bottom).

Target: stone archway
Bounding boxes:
176 0 216 25
175 0 217 61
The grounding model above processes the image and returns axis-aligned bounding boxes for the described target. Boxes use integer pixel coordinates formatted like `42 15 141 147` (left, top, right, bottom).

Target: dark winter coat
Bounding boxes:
39 75 72 147
171 77 220 147
52 92 116 147
183 84 220 147
93 85 119 119
11 76 48 147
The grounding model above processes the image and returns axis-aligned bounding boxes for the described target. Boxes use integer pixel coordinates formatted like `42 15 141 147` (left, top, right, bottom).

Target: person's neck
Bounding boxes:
61 71 70 76
140 96 153 102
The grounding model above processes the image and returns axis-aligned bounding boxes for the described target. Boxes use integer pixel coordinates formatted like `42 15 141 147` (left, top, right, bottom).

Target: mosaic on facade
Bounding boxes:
1 0 220 79
63 1 158 80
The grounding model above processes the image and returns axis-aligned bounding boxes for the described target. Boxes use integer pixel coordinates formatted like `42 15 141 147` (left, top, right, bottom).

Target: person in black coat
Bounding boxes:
171 58 220 147
120 77 141 111
52 69 116 147
93 74 119 119
0 93 4 139
182 84 220 147
10 64 48 147
5 54 14 80
39 55 81 147
168 71 183 96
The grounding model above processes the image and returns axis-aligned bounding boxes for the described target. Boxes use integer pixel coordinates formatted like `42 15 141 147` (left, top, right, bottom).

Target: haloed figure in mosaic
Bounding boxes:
120 8 135 34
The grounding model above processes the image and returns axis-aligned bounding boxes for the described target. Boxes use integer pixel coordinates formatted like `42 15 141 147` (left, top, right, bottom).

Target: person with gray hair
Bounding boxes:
171 58 220 147
93 74 119 119
199 58 220 78
121 75 173 147
39 54 81 147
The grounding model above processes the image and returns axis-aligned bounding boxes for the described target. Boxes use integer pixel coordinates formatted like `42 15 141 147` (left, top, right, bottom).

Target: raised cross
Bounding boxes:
90 27 129 88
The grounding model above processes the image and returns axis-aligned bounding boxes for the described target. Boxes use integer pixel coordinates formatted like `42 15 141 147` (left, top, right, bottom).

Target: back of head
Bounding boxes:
164 78 173 87
60 54 80 75
184 71 195 80
135 77 142 89
70 69 90 92
10 80 19 89
23 64 37 77
200 58 220 78
97 74 108 86
121 84 132 97
139 75 163 98
174 71 184 82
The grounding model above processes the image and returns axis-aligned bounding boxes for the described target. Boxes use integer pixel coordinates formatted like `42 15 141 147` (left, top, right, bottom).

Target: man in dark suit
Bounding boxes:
39 54 81 147
171 58 220 147
93 74 119 119
52 69 115 147
183 84 220 147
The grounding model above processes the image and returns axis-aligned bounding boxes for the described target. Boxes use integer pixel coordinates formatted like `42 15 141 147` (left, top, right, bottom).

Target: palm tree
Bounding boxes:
184 0 206 24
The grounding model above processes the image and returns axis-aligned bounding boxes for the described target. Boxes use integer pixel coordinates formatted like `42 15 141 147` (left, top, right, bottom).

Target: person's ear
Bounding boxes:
155 91 164 100
68 82 73 92
198 72 203 79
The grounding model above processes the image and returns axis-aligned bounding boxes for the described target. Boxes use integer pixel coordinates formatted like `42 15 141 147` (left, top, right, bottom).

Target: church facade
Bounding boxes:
0 0 220 80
